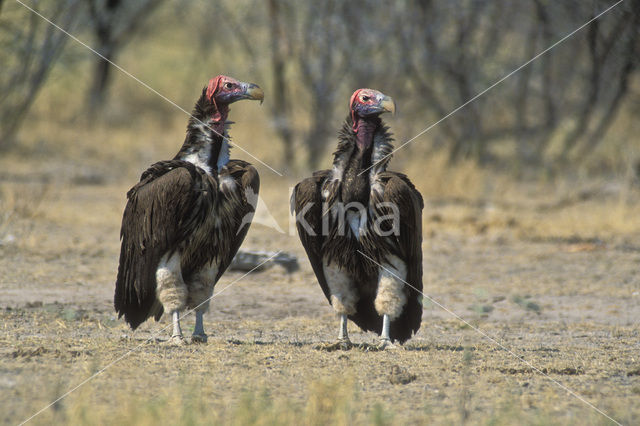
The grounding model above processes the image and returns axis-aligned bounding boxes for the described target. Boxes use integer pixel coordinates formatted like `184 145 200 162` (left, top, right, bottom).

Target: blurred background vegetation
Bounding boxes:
1 0 639 180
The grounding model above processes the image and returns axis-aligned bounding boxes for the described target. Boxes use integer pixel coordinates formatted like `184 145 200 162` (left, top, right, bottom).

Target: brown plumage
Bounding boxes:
114 75 263 342
292 89 423 347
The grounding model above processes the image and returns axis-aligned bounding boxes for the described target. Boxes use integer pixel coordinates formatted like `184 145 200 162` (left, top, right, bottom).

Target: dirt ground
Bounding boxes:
1 155 640 425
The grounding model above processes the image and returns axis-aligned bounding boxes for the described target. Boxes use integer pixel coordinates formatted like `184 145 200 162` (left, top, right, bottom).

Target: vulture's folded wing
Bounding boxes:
214 159 260 282
291 170 332 302
114 160 216 329
374 171 424 342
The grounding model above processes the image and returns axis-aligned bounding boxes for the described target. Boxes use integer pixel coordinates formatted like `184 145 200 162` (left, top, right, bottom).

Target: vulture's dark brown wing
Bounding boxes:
114 160 216 329
214 159 260 281
373 171 424 343
293 172 384 337
291 170 333 303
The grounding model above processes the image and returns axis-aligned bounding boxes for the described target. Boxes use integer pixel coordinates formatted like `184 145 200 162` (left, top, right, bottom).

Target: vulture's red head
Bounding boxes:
349 88 395 131
205 75 264 118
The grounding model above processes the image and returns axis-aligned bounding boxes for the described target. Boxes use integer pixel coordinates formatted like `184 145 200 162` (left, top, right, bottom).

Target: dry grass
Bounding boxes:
2 306 639 426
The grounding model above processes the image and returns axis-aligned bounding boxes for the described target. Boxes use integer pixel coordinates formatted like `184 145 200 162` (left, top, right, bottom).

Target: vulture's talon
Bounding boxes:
314 339 353 352
168 335 186 346
191 334 208 344
356 340 395 352
377 338 395 351
338 338 353 351
357 342 381 352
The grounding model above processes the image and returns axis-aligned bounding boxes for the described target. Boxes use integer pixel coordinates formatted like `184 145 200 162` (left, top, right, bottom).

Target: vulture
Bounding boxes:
291 89 423 349
114 75 263 344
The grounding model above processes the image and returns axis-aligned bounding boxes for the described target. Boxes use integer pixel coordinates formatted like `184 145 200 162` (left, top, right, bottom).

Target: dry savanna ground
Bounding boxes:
1 92 640 425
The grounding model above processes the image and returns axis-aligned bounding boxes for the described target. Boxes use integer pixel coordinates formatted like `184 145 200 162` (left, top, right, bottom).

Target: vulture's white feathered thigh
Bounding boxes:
188 263 219 340
323 260 358 342
375 254 408 343
323 260 358 315
156 252 187 314
155 252 219 341
187 263 219 311
375 254 407 319
156 252 187 339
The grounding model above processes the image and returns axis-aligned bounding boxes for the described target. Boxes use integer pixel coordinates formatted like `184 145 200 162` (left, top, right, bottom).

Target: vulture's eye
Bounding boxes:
224 82 233 89
361 95 370 102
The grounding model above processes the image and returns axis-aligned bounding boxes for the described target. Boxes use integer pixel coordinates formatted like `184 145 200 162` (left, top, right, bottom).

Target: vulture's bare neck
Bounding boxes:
354 117 379 154
331 115 395 204
333 116 393 175
174 94 232 175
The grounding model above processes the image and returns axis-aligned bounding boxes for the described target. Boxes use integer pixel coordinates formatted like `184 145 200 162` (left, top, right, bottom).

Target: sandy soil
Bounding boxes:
1 161 640 425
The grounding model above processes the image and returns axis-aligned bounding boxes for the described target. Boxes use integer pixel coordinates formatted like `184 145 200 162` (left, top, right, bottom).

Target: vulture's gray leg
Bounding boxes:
169 311 185 345
338 314 349 342
192 311 207 343
378 314 393 349
332 314 352 350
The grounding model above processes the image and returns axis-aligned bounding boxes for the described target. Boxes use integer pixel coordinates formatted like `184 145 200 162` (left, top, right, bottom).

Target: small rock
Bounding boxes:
229 250 299 273
429 214 443 222
0 377 16 388
0 234 16 246
389 365 417 385
627 368 640 377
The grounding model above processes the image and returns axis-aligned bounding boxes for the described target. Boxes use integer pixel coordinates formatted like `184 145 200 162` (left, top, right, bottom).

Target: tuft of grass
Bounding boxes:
17 376 369 426
0 181 50 235
370 402 394 426
511 295 542 314
304 378 359 426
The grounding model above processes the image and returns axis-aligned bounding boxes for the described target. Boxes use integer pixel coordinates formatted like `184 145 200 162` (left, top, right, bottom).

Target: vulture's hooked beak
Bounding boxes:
379 95 396 116
244 83 264 104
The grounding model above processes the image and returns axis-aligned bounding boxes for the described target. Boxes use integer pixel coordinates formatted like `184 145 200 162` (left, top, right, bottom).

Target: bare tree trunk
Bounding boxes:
448 1 487 163
88 33 115 112
296 0 342 169
87 0 119 115
515 3 539 165
306 108 332 171
533 0 559 160
0 0 81 149
559 14 631 161
397 5 459 145
86 0 165 116
267 0 294 168
576 1 640 161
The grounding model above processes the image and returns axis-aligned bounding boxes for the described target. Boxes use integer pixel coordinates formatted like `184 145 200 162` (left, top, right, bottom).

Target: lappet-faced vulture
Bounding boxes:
114 75 263 344
292 89 423 349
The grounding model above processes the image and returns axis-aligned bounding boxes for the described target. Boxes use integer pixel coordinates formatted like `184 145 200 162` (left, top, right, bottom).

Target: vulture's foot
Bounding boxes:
358 339 396 352
377 338 396 351
314 338 353 352
191 333 208 344
168 335 186 346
